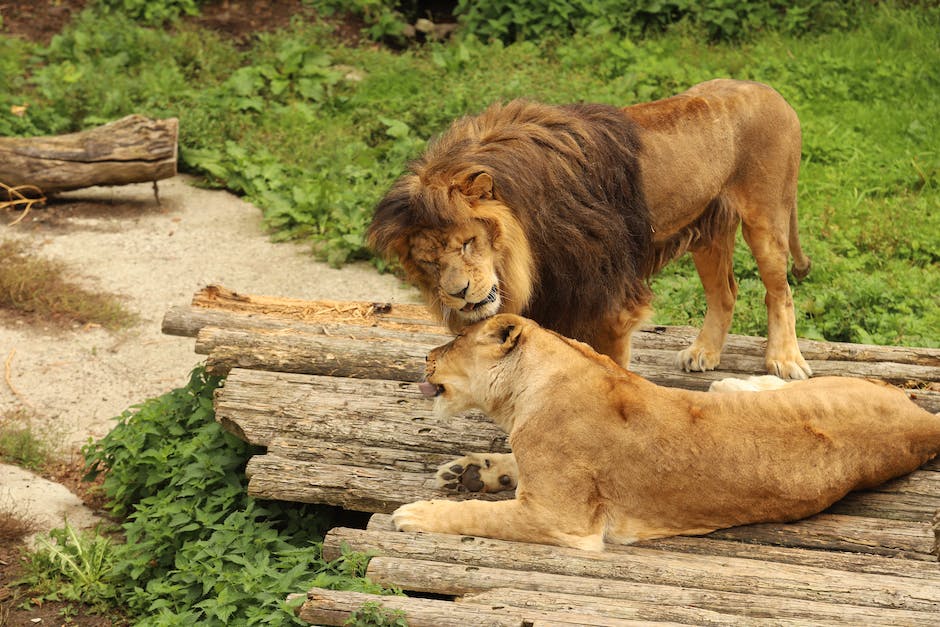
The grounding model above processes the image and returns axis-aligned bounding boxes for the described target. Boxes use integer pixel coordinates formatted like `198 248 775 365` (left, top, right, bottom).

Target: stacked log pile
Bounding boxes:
164 285 940 626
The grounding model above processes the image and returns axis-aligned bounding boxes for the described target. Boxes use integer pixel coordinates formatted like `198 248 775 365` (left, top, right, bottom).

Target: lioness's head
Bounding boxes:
418 314 528 422
368 169 534 331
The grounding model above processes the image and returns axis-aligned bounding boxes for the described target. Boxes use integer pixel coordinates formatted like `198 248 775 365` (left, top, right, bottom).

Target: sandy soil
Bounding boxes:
0 175 420 534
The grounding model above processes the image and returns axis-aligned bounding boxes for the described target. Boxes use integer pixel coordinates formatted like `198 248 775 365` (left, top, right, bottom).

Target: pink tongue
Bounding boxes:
418 382 439 398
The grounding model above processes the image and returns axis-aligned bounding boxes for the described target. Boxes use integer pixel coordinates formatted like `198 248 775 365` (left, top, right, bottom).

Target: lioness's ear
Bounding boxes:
497 322 523 353
459 171 493 201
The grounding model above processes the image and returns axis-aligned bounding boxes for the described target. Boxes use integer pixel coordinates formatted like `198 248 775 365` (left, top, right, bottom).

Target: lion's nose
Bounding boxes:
449 284 470 299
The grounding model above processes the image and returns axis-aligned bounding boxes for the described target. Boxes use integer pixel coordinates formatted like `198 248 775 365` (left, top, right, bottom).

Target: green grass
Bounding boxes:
0 3 936 346
0 408 54 470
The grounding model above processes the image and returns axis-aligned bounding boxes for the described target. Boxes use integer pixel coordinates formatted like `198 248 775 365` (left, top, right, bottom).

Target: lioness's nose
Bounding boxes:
450 284 469 299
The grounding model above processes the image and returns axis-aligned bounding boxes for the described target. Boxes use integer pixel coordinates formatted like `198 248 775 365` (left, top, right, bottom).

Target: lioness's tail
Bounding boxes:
789 204 811 281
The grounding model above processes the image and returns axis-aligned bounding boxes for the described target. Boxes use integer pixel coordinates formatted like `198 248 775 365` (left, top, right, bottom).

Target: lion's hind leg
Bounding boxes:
677 206 738 373
392 498 605 550
436 452 518 493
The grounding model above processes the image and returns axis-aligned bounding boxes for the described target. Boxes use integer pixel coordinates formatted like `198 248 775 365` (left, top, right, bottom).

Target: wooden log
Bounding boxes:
460 587 937 627
366 513 940 581
360 558 938 626
291 588 650 627
218 369 940 520
263 455 935 555
172 286 940 369
161 304 446 345
323 526 940 612
199 325 940 399
0 115 178 194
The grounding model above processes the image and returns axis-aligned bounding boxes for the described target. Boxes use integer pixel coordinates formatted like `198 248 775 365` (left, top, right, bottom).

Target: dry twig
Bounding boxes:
1 181 46 226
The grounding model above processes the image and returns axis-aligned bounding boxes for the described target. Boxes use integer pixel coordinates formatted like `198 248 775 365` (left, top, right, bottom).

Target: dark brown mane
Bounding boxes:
368 99 654 345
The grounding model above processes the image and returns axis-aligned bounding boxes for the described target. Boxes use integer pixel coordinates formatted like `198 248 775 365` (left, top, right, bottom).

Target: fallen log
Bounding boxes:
290 588 631 627
362 557 937 625
166 286 940 368
323 525 940 613
0 115 178 195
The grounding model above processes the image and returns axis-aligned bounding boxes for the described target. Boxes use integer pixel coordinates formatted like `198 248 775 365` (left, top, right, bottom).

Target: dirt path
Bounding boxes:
0 175 420 534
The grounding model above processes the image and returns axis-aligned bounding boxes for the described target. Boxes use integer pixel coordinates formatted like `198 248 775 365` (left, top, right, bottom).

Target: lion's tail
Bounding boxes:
789 204 811 281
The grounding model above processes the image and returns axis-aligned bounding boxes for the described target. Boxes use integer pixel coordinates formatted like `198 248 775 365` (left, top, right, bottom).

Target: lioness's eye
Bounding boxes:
462 237 475 254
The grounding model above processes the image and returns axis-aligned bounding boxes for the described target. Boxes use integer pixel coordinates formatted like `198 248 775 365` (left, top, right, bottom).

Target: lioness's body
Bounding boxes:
370 79 812 380
393 315 940 551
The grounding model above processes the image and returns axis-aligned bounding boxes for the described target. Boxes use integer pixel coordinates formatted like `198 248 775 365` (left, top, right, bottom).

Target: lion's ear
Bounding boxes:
459 171 494 201
497 321 523 353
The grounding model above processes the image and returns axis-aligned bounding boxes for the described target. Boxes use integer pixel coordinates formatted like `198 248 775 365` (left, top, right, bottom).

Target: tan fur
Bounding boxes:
393 315 940 551
370 79 813 379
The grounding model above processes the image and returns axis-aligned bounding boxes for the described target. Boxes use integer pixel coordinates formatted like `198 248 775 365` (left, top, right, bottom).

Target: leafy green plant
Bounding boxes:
76 368 395 624
23 523 119 612
95 0 206 24
346 601 408 627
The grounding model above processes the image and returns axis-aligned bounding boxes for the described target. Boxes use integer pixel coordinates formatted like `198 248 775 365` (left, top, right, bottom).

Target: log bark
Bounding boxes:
0 115 178 194
366 513 940 581
198 325 940 401
359 558 937 626
460 587 937 627
168 285 940 367
323 526 940 613
291 588 627 627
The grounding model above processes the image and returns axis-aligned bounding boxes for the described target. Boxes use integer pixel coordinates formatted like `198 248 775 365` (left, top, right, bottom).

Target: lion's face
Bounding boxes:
419 314 527 423
407 219 502 324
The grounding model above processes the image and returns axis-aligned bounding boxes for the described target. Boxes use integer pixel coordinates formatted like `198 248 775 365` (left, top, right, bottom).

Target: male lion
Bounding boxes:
392 315 940 551
368 79 813 379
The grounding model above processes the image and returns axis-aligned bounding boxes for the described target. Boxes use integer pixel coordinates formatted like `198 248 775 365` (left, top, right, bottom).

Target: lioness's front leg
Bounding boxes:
436 452 518 493
392 499 604 551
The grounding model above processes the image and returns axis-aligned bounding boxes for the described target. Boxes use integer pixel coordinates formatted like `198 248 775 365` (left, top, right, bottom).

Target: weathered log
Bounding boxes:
218 368 940 521
199 325 940 404
360 558 937 626
290 588 629 627
460 587 937 627
366 513 940 581
168 285 940 367
0 115 178 195
323 526 940 612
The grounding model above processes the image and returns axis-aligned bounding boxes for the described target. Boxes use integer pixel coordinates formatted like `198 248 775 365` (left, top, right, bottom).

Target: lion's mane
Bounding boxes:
368 100 654 344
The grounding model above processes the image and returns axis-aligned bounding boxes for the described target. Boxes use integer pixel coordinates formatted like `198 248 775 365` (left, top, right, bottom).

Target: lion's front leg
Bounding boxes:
392 499 604 551
436 452 518 493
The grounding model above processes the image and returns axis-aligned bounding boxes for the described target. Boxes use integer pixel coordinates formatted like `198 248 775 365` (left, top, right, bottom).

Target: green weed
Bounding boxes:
75 367 396 625
22 523 119 612
0 409 54 470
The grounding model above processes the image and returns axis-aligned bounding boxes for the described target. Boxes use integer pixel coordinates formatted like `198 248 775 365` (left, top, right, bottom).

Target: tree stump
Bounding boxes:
0 115 178 196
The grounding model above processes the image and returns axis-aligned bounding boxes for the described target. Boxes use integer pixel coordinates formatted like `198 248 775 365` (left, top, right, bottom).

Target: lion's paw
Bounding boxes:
436 452 517 493
766 356 812 380
676 345 721 373
392 500 446 533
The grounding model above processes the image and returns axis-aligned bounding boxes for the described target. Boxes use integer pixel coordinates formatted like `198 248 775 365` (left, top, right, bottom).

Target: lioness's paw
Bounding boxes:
766 357 812 380
709 375 790 393
392 500 446 533
436 452 517 493
676 345 721 372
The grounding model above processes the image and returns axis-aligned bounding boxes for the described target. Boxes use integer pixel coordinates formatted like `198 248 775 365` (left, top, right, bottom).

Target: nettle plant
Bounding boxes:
18 368 396 625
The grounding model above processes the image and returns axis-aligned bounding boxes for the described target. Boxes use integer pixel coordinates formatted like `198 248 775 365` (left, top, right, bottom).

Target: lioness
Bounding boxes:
392 315 940 551
369 79 813 379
